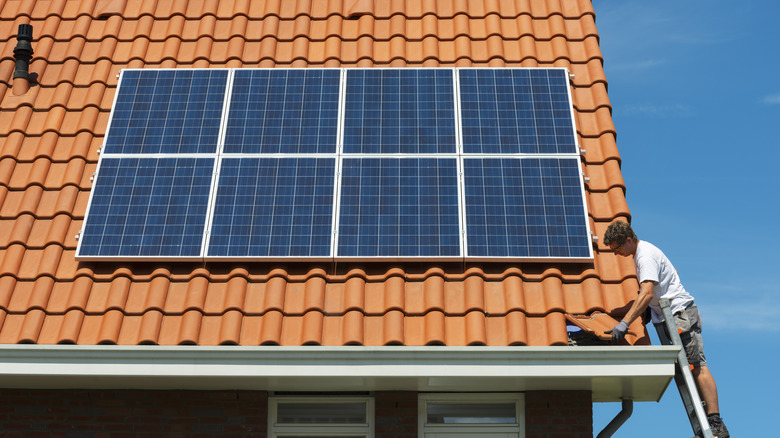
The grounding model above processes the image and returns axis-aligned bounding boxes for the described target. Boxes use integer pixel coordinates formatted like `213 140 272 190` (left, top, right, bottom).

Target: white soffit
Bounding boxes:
0 345 679 402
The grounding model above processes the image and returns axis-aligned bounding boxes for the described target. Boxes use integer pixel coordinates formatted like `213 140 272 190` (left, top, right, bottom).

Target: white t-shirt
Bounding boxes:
634 240 694 323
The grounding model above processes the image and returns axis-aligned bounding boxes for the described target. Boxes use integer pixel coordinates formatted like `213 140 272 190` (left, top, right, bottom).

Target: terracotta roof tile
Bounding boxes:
0 313 33 343
77 309 123 344
4 215 77 249
116 311 162 344
161 277 207 314
0 0 646 347
566 311 650 345
167 313 206 344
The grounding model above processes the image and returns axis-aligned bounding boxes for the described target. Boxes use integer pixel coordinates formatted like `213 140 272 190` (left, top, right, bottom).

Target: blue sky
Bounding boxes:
591 0 780 436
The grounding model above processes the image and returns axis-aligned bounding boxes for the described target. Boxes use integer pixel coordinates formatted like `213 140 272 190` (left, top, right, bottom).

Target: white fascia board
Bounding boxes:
0 345 679 402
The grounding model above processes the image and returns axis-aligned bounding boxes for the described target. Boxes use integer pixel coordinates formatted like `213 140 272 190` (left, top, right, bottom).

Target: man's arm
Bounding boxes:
605 280 655 341
622 280 655 325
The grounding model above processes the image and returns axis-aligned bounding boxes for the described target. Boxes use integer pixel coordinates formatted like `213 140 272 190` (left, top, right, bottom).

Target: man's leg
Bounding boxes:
691 365 719 414
676 306 729 437
693 365 729 437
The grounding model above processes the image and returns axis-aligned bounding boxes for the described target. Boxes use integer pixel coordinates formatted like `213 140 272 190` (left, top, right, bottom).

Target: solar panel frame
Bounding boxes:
75 154 216 261
204 156 338 261
460 156 593 262
454 67 593 262
102 69 229 155
342 68 458 155
222 69 342 154
335 156 463 261
333 68 465 260
201 68 345 260
458 68 579 155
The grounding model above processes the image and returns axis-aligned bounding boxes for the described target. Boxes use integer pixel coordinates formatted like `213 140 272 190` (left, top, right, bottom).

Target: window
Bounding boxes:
269 396 374 438
419 393 525 437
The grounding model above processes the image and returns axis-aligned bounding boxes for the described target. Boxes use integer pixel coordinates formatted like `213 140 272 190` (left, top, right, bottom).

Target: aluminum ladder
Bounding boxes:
655 298 714 438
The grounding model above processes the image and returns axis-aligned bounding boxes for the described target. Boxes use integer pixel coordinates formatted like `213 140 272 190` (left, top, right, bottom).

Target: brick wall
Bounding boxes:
526 390 593 438
375 391 417 438
0 389 269 437
0 389 591 437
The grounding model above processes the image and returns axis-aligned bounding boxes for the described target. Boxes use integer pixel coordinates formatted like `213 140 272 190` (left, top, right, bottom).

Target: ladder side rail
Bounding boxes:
654 322 705 436
659 298 714 438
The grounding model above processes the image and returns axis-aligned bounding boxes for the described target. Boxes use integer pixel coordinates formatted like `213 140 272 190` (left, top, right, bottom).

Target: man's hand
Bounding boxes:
605 321 629 342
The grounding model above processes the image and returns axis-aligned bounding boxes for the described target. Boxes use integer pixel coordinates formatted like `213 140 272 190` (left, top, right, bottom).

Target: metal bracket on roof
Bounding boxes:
569 73 575 80
578 145 586 156
582 172 590 184
591 233 598 243
90 172 96 183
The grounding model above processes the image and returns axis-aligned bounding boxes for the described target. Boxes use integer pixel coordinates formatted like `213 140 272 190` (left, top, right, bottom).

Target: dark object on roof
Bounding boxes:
13 24 33 80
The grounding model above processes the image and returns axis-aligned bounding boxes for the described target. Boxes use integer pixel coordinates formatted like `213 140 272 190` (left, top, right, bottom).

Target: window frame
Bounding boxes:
418 393 525 437
268 395 375 438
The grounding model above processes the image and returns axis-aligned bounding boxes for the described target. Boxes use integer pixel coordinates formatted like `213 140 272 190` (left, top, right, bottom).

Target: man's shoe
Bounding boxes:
708 414 730 438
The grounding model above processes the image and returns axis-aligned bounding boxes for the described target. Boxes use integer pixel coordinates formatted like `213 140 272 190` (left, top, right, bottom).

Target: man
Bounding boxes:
603 221 730 438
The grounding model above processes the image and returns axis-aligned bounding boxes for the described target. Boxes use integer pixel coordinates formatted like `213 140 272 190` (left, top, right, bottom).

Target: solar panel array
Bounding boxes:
78 68 592 261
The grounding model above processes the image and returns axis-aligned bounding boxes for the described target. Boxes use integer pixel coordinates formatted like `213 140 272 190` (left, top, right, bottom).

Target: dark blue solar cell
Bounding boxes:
459 68 577 154
78 157 214 257
208 157 336 257
104 70 228 154
338 158 460 257
463 158 590 258
224 69 341 154
343 69 457 154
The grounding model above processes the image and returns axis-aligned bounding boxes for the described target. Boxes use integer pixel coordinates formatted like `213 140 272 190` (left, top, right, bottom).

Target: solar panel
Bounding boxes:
459 68 577 154
337 158 461 258
343 69 457 154
463 157 590 258
104 69 228 154
223 69 341 154
79 67 592 262
207 157 336 257
78 157 214 258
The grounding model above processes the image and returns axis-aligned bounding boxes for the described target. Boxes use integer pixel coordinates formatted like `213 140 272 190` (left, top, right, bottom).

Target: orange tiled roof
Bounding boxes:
0 0 647 347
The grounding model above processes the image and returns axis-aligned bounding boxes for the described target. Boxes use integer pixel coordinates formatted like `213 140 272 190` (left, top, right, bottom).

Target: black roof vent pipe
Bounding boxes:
13 23 34 95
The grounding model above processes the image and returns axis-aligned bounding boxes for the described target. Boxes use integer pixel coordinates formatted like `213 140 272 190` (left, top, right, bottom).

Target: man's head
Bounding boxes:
603 220 638 257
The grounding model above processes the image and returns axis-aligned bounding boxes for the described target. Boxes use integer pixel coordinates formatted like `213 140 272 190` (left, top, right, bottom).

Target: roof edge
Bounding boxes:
0 345 678 402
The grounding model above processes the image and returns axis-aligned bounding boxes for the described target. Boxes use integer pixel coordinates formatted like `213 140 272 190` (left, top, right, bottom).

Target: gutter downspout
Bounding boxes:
597 398 633 438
